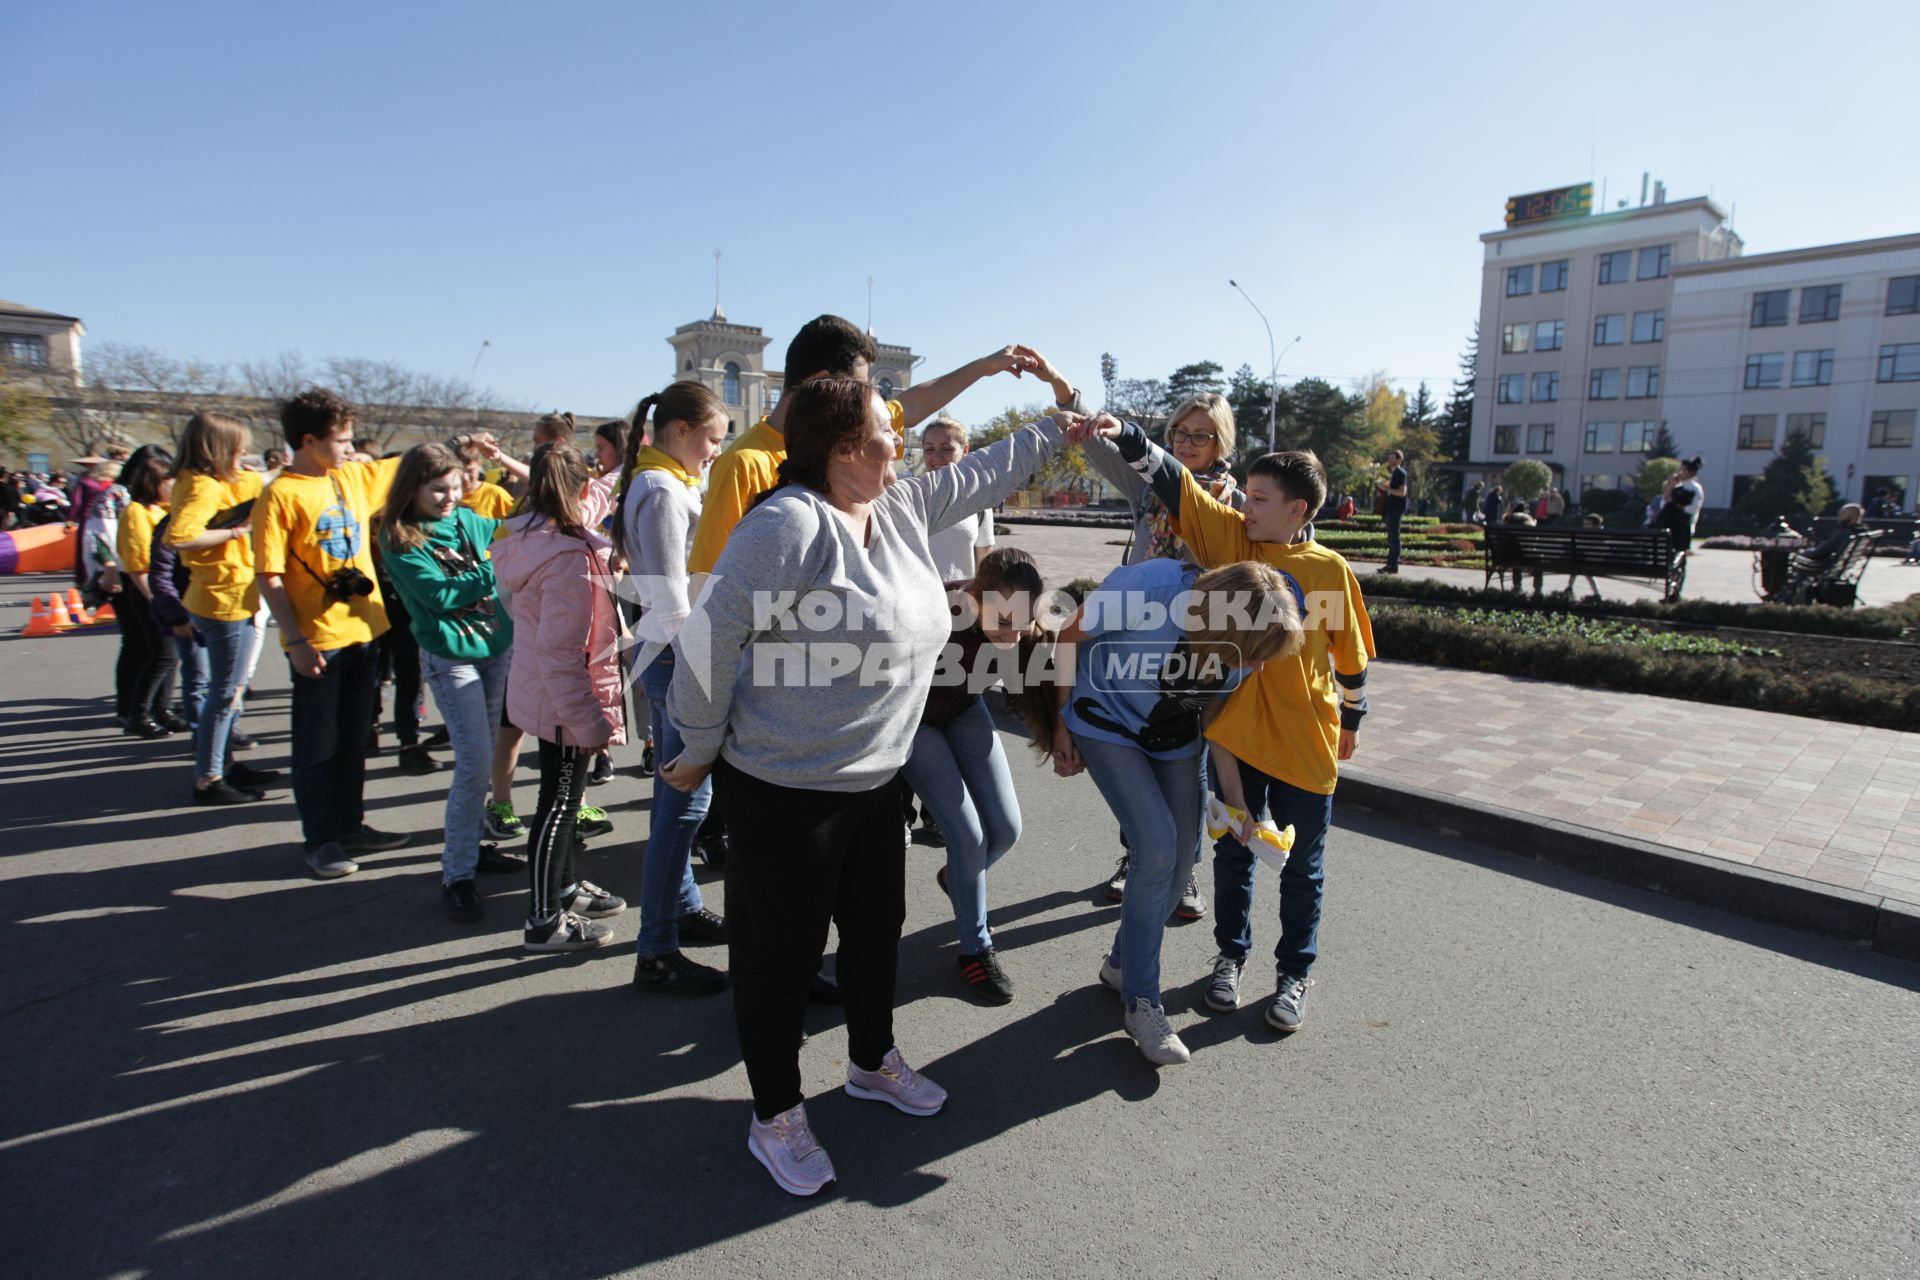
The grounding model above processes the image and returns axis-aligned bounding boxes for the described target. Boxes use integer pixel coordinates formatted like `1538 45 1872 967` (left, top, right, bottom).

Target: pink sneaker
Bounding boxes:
845 1047 948 1116
747 1104 835 1197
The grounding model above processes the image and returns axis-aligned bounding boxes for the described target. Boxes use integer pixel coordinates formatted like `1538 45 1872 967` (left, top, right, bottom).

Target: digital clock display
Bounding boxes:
1504 183 1594 226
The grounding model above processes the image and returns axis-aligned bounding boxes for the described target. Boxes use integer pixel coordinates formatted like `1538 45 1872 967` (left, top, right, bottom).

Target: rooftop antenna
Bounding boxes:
712 249 724 322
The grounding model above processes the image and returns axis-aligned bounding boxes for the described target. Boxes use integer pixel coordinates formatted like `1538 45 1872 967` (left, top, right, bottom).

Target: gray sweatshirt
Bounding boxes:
619 467 701 667
669 416 1063 792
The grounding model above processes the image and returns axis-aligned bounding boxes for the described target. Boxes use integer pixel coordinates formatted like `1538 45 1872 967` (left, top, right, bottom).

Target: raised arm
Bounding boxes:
893 342 1081 430
900 414 1067 535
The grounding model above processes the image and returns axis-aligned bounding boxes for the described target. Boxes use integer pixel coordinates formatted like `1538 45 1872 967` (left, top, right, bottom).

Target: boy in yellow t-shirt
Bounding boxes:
255 388 410 878
1086 416 1376 1034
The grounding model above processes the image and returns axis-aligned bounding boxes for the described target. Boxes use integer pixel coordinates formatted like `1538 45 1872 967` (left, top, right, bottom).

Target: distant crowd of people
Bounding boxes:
49 314 1377 1198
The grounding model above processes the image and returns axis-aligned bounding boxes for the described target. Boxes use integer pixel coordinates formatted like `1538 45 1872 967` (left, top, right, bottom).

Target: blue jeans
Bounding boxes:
421 646 509 885
1074 732 1203 1006
173 632 209 728
636 649 708 954
901 697 1022 953
1210 757 1333 977
191 613 255 781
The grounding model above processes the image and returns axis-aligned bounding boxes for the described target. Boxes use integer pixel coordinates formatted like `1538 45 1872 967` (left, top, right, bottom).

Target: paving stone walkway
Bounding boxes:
1352 660 1920 907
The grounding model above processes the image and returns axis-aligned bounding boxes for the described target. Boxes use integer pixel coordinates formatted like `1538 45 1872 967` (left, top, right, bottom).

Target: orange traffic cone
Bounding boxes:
20 597 56 637
90 600 117 625
48 594 76 630
64 587 84 611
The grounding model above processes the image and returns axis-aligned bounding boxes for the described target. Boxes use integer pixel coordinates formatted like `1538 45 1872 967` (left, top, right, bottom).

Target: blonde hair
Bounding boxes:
1183 561 1304 667
1166 392 1236 461
922 415 968 449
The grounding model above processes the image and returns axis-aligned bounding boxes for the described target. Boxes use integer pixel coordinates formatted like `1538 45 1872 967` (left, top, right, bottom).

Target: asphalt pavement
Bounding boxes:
1 575 1916 1280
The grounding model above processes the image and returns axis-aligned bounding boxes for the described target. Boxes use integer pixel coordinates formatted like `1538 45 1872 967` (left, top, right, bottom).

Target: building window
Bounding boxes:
1588 368 1621 400
1582 473 1614 494
1785 412 1827 448
1731 475 1763 504
1744 353 1785 389
723 361 742 406
1540 259 1570 292
1869 409 1916 448
1598 251 1632 285
1498 374 1525 403
1531 372 1560 402
1526 424 1554 453
1584 422 1617 454
1750 290 1791 327
0 333 48 367
1505 265 1534 297
1501 323 1531 354
1620 421 1655 454
1637 244 1672 280
1863 475 1910 508
1534 319 1564 351
1738 414 1778 450
1878 344 1920 383
765 385 781 410
684 358 693 371
1798 284 1842 323
1791 349 1835 387
1626 366 1661 399
1494 424 1520 453
1889 276 1920 316
1632 310 1665 343
1593 314 1625 346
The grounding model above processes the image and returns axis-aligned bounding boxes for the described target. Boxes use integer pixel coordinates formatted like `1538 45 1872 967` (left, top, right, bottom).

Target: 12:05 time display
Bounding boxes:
1504 183 1594 226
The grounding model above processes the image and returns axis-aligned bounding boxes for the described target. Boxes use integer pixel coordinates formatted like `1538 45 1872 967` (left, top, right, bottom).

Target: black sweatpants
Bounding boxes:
528 737 585 920
714 757 906 1120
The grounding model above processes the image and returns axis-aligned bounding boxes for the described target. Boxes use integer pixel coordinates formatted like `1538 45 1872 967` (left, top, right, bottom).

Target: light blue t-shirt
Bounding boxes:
1063 558 1244 761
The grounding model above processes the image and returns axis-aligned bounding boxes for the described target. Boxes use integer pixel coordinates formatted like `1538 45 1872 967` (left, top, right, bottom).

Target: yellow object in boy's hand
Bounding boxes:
1205 798 1296 872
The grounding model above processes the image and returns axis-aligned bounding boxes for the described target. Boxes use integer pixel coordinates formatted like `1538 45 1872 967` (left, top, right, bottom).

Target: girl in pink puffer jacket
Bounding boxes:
490 443 628 953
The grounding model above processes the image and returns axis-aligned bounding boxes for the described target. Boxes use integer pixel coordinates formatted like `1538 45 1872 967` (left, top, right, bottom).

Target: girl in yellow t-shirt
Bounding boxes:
113 446 187 739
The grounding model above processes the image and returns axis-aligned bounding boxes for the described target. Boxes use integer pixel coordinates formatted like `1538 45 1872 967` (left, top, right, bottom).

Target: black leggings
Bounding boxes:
715 757 906 1119
527 737 585 920
115 587 177 722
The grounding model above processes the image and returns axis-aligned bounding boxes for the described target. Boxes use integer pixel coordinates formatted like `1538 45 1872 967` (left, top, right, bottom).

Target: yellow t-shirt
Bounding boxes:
117 501 167 575
254 457 402 650
1172 469 1376 796
686 400 904 574
462 481 515 520
167 469 264 621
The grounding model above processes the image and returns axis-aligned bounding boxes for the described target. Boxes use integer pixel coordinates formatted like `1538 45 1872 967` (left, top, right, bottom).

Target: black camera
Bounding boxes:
324 566 375 604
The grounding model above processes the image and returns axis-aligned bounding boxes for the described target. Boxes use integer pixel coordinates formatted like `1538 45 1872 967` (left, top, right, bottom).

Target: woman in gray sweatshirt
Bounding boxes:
664 375 1083 1196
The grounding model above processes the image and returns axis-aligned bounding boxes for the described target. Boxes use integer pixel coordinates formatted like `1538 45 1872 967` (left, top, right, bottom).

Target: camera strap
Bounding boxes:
284 471 361 593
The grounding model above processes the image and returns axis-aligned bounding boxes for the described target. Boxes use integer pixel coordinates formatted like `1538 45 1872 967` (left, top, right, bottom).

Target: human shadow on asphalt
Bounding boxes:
1340 810 1920 993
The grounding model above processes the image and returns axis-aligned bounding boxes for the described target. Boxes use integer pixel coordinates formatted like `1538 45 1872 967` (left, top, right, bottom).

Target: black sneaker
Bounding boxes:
125 717 170 739
226 761 279 789
957 948 1014 1004
1265 972 1313 1033
474 844 526 875
192 779 261 806
421 726 451 749
559 879 626 919
228 728 255 751
676 908 728 947
397 745 439 776
920 815 946 847
442 879 483 924
632 950 728 995
157 711 191 733
340 825 408 853
587 753 615 786
696 826 728 869
1105 854 1129 902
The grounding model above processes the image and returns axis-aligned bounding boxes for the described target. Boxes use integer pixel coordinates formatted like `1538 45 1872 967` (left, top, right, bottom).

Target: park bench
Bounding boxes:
1771 526 1881 607
1484 525 1683 598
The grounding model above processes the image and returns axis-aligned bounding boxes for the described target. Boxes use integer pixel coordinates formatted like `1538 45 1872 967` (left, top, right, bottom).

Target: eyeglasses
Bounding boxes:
1169 428 1219 446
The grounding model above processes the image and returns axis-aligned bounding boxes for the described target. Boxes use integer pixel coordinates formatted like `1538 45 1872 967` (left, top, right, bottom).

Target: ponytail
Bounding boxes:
610 394 660 564
609 379 728 559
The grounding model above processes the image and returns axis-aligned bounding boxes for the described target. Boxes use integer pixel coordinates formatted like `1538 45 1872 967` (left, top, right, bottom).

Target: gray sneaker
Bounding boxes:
1203 953 1243 1012
305 843 359 879
1122 998 1191 1066
1174 874 1207 921
1265 972 1313 1032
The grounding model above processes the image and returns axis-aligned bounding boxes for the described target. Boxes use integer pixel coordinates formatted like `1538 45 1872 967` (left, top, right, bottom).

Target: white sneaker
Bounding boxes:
1123 998 1192 1066
845 1047 947 1116
1097 954 1123 994
748 1103 836 1197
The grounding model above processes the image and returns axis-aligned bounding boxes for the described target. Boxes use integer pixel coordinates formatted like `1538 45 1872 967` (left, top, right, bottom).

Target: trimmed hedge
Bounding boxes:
1357 572 1917 639
1373 605 1920 731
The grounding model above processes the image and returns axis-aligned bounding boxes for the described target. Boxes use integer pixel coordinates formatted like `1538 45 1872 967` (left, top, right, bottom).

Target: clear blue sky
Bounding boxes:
5 0 1915 425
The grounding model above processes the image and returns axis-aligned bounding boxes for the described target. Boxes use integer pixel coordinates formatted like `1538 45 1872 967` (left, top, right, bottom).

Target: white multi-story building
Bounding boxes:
1666 234 1920 509
668 306 914 439
1472 188 1742 502
1472 187 1920 509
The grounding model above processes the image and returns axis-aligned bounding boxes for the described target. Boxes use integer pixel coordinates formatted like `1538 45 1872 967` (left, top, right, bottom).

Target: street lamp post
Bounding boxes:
1229 280 1299 455
469 339 491 426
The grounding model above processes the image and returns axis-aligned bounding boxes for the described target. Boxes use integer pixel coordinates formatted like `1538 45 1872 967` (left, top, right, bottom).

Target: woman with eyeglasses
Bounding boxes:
662 372 1090 1197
